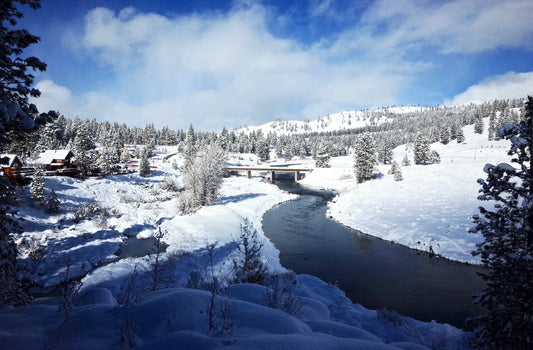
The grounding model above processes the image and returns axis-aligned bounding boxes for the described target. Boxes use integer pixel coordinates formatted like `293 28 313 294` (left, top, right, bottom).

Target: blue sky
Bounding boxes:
16 0 533 131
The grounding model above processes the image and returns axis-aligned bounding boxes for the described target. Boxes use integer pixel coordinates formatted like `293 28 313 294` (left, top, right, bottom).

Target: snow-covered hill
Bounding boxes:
235 106 426 135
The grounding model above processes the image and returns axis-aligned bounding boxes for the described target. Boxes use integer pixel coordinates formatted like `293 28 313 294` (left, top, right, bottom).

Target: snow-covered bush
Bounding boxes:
73 201 115 223
158 175 181 192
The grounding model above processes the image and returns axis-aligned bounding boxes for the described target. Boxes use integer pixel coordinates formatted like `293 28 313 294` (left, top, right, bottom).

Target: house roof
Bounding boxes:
0 154 22 167
36 150 73 165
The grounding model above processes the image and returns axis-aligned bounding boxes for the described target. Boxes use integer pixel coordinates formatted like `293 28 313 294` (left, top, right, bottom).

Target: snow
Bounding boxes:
301 119 511 264
33 149 72 165
0 154 20 167
1 147 473 349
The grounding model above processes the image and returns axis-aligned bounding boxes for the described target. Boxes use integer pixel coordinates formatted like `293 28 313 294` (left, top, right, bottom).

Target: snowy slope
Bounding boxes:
235 106 425 136
301 119 511 264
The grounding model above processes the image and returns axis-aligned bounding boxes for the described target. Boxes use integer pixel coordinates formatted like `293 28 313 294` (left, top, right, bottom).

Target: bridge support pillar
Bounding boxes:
295 171 300 181
270 171 275 183
246 170 251 179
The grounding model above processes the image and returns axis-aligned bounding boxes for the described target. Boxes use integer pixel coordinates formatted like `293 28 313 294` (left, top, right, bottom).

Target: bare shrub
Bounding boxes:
263 271 302 315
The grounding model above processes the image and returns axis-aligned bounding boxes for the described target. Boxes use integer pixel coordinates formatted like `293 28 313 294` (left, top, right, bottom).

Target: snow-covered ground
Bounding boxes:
301 120 511 264
1 148 474 349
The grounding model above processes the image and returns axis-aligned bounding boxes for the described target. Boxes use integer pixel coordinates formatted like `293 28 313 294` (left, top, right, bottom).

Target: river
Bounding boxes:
262 180 486 330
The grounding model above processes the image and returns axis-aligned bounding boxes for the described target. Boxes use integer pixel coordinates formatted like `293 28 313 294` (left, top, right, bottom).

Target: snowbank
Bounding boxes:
301 122 511 264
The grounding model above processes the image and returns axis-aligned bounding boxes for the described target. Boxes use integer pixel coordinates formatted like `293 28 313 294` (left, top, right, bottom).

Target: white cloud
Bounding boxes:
353 0 533 55
39 4 412 130
35 1 533 131
446 71 533 105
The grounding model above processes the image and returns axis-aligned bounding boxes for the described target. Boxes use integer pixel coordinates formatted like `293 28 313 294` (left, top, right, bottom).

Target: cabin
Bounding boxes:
35 150 75 172
0 154 23 178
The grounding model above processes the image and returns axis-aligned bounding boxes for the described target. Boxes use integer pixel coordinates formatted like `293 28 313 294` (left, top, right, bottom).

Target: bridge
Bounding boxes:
226 166 314 183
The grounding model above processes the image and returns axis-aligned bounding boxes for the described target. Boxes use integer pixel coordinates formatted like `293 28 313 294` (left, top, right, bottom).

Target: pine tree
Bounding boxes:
393 165 403 181
353 133 376 183
0 0 54 307
388 160 398 175
413 134 430 165
72 121 96 178
474 114 484 134
46 189 60 213
402 154 411 166
139 150 151 177
488 113 496 141
30 166 45 206
255 138 270 162
378 139 394 164
469 96 533 350
429 150 441 164
456 127 465 143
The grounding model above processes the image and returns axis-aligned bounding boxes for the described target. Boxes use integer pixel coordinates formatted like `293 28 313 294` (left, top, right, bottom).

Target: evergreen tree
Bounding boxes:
456 127 465 143
255 138 270 162
413 134 430 165
183 124 197 169
440 127 450 144
393 164 403 182
474 114 484 134
488 113 497 141
139 150 151 177
402 154 411 167
378 139 394 164
46 189 60 214
30 166 45 206
469 96 533 350
429 150 441 164
388 160 398 175
353 133 376 183
0 0 51 307
72 121 96 178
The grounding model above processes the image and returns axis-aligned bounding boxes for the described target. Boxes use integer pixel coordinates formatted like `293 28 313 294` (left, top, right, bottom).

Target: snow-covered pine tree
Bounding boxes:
139 150 151 177
488 113 496 141
469 96 533 350
429 150 441 164
0 0 57 307
393 165 403 181
402 154 411 166
30 166 45 206
456 126 465 143
46 189 60 213
255 138 270 162
413 133 430 165
315 143 331 168
388 160 398 175
474 114 484 134
97 123 122 174
353 133 376 183
378 139 394 164
72 121 96 178
183 124 197 169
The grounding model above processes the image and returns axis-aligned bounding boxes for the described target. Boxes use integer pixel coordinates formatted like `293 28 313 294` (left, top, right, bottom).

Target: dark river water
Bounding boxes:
262 180 486 330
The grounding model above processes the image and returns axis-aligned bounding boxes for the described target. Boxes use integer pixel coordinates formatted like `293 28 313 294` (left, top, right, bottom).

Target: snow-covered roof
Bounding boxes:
0 154 22 167
36 150 73 164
